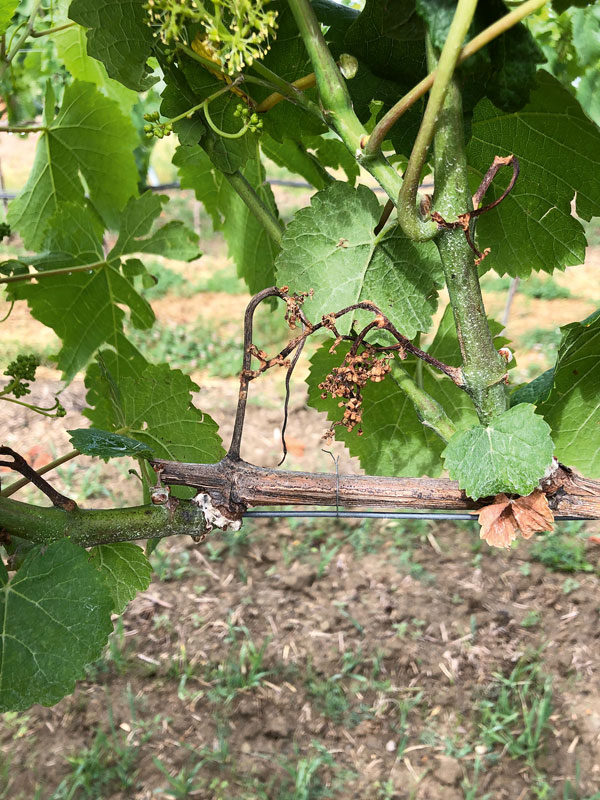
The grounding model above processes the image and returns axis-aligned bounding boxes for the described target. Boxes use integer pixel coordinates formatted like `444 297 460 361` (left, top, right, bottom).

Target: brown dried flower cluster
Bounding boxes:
280 287 313 330
319 346 393 440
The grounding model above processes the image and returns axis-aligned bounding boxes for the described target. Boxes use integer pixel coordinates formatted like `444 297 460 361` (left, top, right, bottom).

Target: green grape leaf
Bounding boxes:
261 135 332 191
442 404 554 500
108 193 200 262
0 540 113 712
539 309 600 477
7 81 138 248
510 369 555 408
85 360 225 465
53 23 137 111
576 69 600 127
307 342 443 477
275 182 441 338
572 4 600 65
416 0 541 112
307 136 360 187
10 204 154 382
68 0 157 91
553 0 596 14
88 543 152 614
175 145 279 293
468 72 600 278
67 427 155 459
0 0 18 36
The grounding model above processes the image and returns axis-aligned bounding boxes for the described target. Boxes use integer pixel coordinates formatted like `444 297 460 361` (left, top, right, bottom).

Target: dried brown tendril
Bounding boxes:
319 345 393 439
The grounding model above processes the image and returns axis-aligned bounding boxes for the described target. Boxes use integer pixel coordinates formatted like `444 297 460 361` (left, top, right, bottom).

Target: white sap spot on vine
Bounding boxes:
192 492 242 532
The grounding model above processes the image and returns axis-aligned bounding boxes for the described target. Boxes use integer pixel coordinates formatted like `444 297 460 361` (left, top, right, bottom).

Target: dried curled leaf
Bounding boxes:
478 489 554 549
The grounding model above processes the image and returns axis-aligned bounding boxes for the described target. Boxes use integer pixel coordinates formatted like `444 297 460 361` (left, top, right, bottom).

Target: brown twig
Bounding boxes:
0 447 77 510
227 288 465 461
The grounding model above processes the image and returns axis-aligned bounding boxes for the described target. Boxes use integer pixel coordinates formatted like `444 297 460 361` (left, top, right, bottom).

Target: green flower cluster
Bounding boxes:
3 354 39 398
145 0 278 74
233 103 263 133
143 111 173 139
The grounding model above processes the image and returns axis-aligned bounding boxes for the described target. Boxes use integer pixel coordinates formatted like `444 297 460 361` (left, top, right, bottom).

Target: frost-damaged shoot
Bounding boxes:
1 0 600 711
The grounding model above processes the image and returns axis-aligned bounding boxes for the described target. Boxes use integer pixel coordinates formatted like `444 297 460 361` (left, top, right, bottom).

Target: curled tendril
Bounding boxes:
202 96 259 139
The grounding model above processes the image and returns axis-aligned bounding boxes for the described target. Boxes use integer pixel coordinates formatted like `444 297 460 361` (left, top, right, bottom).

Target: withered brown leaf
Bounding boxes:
511 490 554 539
478 489 554 549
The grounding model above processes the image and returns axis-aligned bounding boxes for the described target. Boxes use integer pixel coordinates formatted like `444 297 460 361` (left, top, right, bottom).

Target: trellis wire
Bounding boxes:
244 509 588 522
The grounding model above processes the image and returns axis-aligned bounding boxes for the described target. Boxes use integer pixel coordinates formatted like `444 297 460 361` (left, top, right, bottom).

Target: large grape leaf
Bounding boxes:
84 357 225 465
108 192 200 263
53 21 137 110
88 543 152 614
10 204 155 382
442 404 554 500
307 342 444 476
7 81 139 248
468 71 600 278
275 182 441 338
0 540 113 712
539 309 600 477
175 145 280 293
68 0 156 91
0 0 18 36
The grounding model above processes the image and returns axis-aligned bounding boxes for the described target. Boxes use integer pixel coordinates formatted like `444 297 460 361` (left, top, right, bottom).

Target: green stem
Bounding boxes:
0 126 46 133
1 449 80 498
0 395 63 417
397 0 478 243
30 21 75 38
365 0 549 157
431 66 507 424
392 362 456 443
0 496 206 547
222 170 284 247
286 0 402 201
251 59 323 119
0 260 106 285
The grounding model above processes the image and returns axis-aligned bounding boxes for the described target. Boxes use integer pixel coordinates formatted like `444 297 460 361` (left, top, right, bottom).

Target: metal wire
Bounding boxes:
243 509 589 522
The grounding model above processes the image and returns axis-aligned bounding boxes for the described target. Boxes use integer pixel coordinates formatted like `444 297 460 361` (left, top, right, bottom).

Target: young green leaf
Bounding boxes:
275 182 441 338
468 72 600 278
0 540 113 712
67 428 155 460
307 342 444 477
68 0 157 91
88 543 152 614
7 81 138 248
442 404 554 500
539 309 600 477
